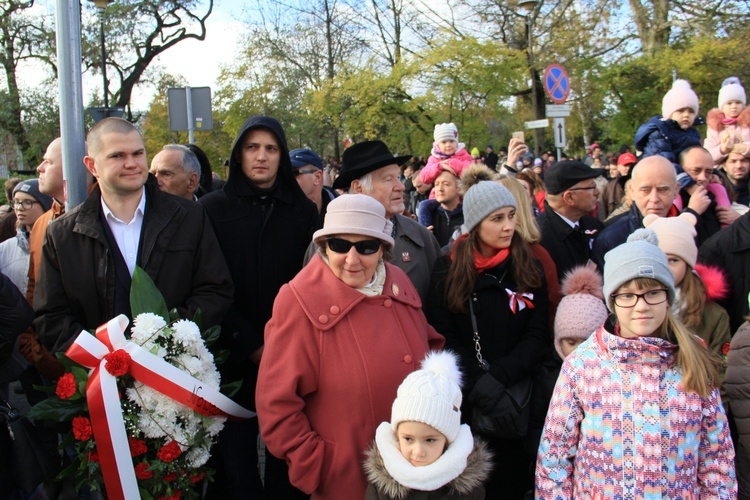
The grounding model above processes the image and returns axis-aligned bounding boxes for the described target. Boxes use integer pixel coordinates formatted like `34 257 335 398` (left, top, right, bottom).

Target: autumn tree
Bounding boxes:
81 0 214 120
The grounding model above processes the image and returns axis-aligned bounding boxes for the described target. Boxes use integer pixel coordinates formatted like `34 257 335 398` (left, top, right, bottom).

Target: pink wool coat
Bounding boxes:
256 254 445 500
705 107 750 164
420 148 473 185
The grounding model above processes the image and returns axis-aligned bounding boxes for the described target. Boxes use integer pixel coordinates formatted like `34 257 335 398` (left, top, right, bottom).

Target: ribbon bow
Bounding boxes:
505 289 534 314
66 315 254 500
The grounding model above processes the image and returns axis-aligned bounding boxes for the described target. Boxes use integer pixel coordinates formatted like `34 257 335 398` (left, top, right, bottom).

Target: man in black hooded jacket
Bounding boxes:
200 116 319 499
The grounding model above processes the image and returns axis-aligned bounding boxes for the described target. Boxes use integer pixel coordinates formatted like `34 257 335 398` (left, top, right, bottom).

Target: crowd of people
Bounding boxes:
0 75 749 500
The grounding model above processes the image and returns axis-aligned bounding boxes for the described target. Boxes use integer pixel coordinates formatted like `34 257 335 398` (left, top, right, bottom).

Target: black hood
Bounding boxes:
226 115 303 197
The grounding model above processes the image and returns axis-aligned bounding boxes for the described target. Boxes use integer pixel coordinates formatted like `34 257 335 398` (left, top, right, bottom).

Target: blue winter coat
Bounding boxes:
634 115 706 173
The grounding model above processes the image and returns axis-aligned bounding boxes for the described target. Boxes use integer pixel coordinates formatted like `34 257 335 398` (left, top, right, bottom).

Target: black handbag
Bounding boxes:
0 398 60 496
467 299 533 440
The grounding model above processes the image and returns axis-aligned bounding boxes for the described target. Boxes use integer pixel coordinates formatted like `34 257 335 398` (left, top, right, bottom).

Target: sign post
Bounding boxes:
167 86 214 144
543 64 571 161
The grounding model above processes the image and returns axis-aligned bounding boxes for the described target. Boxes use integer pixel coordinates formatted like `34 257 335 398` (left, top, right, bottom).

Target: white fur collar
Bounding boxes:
374 421 474 491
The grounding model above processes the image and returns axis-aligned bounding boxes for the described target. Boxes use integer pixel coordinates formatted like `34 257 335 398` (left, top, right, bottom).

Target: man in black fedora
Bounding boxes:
536 160 605 283
331 140 440 302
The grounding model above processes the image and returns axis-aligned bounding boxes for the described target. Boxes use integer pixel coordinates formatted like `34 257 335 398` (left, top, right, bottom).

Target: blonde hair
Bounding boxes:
498 176 541 243
616 277 721 397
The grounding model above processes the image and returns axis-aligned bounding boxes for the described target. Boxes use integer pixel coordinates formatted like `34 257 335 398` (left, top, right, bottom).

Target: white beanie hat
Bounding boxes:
642 212 698 269
434 123 459 143
662 79 700 119
718 77 746 108
390 351 463 443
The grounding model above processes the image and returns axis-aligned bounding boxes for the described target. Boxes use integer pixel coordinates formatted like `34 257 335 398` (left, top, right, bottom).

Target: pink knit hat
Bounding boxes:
662 79 700 119
554 264 608 359
642 212 698 268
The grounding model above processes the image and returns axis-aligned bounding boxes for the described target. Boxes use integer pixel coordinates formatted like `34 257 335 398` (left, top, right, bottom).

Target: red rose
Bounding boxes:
72 416 93 441
128 437 147 457
163 472 177 482
104 349 131 376
723 342 731 356
55 373 77 399
134 462 153 480
190 471 205 483
158 492 181 500
157 441 182 463
88 450 99 462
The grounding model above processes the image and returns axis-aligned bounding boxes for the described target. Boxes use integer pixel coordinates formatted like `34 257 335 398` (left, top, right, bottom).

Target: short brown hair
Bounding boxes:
87 117 141 157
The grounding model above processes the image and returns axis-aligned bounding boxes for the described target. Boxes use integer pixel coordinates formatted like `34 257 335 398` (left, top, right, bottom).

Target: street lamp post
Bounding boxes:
87 0 121 121
519 0 541 155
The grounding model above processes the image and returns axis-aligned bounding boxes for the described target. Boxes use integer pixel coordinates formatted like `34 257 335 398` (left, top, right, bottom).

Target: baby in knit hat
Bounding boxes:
417 123 473 232
635 79 705 179
363 350 492 499
421 123 473 185
705 76 750 165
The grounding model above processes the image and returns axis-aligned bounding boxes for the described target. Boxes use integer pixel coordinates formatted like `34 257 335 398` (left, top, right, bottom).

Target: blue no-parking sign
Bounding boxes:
543 64 570 104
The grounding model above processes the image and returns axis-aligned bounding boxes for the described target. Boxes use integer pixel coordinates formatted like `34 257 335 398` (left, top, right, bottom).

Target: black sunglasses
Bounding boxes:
327 237 382 255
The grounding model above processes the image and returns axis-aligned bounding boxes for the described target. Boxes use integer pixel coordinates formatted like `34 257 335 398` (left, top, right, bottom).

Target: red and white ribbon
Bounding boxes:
505 289 534 314
66 315 254 500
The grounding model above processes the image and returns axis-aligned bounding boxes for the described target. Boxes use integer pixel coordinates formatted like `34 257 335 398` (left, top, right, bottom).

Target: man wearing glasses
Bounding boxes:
536 160 605 282
290 148 336 226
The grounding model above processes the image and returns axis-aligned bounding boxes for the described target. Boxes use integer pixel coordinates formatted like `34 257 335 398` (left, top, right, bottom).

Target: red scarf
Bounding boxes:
451 233 511 273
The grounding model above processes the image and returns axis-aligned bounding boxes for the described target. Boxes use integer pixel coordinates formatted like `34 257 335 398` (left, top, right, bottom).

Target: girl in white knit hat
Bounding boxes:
705 76 750 165
416 123 473 233
363 351 492 499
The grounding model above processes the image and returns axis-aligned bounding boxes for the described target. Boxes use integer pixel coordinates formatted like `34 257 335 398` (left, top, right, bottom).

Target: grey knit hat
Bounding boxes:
13 179 53 211
602 228 676 312
461 181 516 234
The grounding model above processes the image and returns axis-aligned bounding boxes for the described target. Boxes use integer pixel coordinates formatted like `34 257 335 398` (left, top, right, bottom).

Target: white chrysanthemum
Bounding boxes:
131 313 167 344
206 416 226 437
172 319 202 348
175 353 203 377
186 445 210 468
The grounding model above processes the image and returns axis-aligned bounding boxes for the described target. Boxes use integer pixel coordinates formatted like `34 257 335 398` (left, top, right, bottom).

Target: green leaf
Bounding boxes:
192 309 203 329
71 366 89 382
220 380 242 398
201 325 221 347
27 397 85 421
213 349 229 366
168 308 180 322
31 384 55 393
130 266 169 321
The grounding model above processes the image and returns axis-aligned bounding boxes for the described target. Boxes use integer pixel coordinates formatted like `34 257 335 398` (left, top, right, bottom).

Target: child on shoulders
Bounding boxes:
705 77 750 165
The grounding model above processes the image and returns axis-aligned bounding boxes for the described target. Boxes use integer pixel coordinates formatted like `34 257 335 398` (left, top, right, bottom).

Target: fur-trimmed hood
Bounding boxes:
706 106 750 131
364 424 492 499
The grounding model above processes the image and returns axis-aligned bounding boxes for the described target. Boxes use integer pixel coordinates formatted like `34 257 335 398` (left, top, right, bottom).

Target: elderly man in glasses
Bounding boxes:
305 140 441 304
536 160 606 282
290 148 337 226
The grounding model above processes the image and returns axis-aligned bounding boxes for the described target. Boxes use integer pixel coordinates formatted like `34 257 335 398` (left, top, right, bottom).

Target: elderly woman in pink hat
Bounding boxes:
256 194 444 500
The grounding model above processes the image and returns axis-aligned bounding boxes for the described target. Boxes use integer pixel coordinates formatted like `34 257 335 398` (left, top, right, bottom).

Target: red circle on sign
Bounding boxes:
543 64 570 104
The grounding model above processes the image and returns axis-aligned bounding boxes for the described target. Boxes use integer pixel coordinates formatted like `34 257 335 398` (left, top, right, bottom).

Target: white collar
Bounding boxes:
374 422 474 492
101 187 146 223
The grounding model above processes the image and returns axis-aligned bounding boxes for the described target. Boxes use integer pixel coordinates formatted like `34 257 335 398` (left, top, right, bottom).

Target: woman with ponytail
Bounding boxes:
425 171 550 499
536 229 736 499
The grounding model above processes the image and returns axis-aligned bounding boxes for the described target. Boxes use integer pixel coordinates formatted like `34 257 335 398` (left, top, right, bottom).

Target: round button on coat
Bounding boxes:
329 306 340 315
318 315 329 324
403 354 413 364
383 299 393 308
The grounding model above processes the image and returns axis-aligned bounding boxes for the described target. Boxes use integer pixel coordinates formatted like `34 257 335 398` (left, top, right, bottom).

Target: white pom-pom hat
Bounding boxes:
390 351 463 443
662 79 700 119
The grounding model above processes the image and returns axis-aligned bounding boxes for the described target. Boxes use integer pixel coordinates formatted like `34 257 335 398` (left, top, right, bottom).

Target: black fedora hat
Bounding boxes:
332 140 412 190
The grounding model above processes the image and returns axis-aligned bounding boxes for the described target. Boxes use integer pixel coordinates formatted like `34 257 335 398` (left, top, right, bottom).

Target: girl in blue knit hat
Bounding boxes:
536 229 736 499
